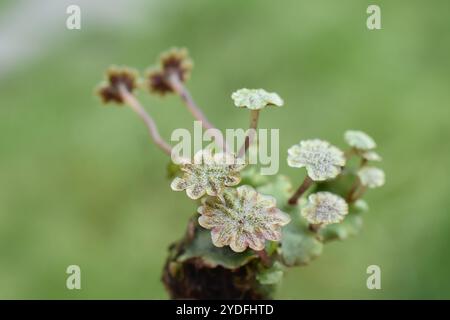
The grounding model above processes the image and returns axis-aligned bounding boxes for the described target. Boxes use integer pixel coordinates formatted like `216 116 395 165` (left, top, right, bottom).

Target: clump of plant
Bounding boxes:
96 48 385 299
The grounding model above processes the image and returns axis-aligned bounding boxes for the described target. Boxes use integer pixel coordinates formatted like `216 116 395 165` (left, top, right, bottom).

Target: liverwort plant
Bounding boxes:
232 88 284 158
287 139 346 206
301 192 348 226
198 186 290 253
95 48 386 299
171 150 245 199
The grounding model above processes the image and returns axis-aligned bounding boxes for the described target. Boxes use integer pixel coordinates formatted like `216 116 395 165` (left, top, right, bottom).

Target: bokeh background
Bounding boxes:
1 0 450 299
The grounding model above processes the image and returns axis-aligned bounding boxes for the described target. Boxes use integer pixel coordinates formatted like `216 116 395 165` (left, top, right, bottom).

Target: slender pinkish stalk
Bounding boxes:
167 72 225 151
119 85 172 156
167 73 215 129
238 110 260 158
256 249 271 267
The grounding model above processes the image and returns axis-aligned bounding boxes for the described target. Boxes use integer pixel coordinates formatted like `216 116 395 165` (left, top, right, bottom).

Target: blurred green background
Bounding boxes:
1 0 450 299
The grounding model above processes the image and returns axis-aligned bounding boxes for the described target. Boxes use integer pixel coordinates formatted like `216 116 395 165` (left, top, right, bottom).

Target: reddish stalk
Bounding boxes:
256 249 271 267
119 85 172 156
238 110 260 158
167 72 225 151
288 176 313 205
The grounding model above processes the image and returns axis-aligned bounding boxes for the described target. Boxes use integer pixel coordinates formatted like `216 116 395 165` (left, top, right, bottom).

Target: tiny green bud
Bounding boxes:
357 166 385 188
362 150 382 162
